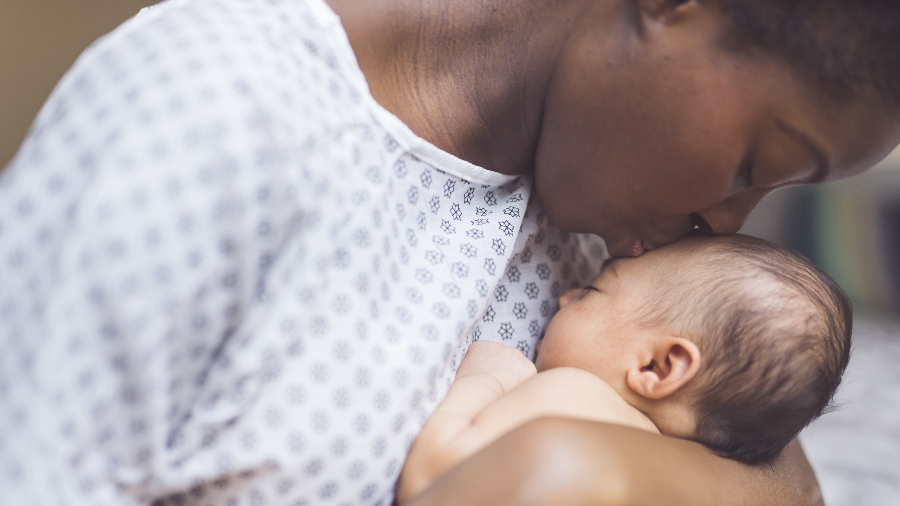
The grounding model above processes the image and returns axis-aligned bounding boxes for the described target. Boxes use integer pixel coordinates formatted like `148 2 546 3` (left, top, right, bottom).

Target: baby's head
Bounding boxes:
535 234 851 464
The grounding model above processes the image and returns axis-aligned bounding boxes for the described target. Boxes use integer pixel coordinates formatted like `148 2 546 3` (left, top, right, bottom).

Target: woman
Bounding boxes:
0 0 897 504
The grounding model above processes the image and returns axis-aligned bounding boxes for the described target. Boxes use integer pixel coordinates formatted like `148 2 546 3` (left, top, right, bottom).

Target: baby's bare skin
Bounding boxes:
397 341 657 504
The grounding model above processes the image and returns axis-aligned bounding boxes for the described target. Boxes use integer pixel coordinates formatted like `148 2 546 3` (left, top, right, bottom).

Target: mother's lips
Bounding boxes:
627 238 655 257
609 236 658 258
628 240 645 257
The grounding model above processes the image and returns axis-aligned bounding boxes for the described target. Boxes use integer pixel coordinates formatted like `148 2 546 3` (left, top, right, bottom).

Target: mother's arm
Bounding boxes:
407 418 823 506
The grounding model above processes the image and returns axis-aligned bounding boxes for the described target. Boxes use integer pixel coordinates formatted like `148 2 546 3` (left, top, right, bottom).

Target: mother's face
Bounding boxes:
534 2 900 257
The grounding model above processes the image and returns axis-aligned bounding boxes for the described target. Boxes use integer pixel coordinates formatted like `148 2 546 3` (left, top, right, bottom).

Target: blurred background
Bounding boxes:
0 0 157 168
1 1 898 504
742 153 900 316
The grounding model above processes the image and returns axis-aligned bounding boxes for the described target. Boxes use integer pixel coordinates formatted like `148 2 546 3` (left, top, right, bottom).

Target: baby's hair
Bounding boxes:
714 0 900 107
640 234 852 464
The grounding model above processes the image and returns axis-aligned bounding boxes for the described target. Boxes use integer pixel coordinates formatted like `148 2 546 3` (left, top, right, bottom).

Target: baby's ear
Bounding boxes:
626 337 701 400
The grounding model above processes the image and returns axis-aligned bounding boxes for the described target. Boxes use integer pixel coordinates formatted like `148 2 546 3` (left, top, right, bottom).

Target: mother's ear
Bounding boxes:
625 336 701 400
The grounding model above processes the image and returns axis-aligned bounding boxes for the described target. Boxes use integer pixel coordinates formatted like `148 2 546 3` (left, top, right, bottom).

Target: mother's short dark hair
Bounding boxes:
715 0 900 107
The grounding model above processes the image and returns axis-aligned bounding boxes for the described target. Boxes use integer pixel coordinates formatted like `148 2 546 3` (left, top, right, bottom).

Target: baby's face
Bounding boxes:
535 238 702 381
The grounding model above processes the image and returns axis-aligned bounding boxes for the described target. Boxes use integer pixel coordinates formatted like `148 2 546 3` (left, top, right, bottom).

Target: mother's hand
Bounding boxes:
406 417 823 506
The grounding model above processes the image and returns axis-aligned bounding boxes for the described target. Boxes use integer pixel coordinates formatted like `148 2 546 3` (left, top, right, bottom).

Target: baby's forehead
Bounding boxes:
657 240 808 295
664 236 787 269
638 238 737 274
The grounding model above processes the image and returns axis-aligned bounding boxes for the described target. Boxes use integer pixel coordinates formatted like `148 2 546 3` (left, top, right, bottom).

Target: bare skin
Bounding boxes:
324 0 899 503
397 341 660 504
407 419 823 506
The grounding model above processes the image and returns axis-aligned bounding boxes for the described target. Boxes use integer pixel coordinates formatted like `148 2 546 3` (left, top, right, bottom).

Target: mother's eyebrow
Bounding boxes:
776 119 830 184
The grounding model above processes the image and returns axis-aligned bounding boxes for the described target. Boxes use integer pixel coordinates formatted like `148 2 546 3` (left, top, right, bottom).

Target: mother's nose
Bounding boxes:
692 189 769 236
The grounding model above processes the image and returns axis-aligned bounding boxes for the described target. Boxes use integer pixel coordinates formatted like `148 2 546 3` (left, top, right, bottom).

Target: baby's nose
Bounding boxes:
559 287 584 307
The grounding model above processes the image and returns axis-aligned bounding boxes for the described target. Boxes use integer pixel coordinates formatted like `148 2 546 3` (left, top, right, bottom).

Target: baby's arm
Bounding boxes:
397 341 659 503
397 341 538 502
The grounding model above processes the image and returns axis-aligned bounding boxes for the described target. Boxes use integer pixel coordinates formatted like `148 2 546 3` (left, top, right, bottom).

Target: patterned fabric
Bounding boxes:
0 0 607 504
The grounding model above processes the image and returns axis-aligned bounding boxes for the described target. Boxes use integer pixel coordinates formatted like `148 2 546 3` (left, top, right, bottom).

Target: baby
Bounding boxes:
398 234 852 502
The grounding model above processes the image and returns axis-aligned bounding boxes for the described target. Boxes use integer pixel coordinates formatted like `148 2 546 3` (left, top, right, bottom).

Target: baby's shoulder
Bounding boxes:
525 367 622 405
525 368 660 434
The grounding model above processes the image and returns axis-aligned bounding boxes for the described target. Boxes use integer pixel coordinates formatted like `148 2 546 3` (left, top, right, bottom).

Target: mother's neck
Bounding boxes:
327 0 592 175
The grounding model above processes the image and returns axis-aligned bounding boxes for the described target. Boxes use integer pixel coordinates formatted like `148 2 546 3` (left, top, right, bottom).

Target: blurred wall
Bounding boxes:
1 0 156 168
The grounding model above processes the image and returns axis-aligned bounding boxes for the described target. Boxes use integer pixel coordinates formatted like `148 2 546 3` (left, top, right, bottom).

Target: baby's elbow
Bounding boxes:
399 428 480 503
